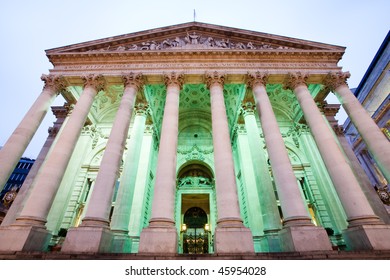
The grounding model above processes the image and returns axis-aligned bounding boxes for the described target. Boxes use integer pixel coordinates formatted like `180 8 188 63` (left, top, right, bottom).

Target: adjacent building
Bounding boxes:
0 22 389 255
0 156 35 223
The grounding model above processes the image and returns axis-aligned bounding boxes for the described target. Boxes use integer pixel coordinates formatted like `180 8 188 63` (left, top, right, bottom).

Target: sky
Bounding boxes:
0 0 389 159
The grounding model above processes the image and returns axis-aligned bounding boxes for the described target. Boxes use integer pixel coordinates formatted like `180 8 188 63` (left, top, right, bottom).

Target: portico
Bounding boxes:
0 22 389 254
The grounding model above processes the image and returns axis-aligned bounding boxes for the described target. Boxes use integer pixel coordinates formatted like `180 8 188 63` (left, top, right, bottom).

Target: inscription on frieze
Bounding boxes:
57 62 333 72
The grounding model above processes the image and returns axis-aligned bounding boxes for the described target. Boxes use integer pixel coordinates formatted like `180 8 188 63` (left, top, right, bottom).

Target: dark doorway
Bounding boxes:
183 207 209 254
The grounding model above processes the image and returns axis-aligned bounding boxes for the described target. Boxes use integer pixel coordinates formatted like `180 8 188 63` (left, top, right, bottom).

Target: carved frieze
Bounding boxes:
87 31 294 53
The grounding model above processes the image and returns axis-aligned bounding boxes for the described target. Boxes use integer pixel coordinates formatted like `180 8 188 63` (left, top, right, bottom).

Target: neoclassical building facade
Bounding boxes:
0 22 389 254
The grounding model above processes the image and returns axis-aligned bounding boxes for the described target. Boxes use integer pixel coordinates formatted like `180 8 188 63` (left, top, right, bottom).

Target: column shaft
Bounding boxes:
330 72 390 182
0 75 65 190
110 103 148 233
289 74 379 225
208 77 242 224
81 76 142 228
207 72 254 254
138 72 183 254
251 82 312 226
247 73 332 252
16 74 104 226
242 102 282 232
149 77 181 225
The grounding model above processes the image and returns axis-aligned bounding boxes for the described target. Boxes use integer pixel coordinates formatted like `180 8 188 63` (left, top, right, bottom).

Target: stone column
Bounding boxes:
334 126 390 225
325 71 390 183
110 101 148 253
206 71 254 254
241 99 282 251
61 73 143 253
1 104 70 226
286 72 390 250
248 72 332 252
138 72 184 254
0 74 104 252
0 74 66 191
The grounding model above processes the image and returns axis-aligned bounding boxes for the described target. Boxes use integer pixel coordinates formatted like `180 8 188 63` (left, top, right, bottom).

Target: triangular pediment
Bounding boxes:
46 22 345 55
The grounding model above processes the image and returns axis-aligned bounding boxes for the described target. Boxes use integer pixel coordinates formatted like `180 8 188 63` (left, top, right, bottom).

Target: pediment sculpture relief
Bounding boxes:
90 31 292 52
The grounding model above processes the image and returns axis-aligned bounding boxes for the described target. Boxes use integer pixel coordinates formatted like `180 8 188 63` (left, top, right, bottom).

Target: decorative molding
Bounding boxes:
246 71 269 89
64 102 75 116
324 71 350 91
134 102 149 116
177 144 213 158
122 72 144 91
81 74 105 92
48 126 59 138
41 74 68 94
163 72 184 89
332 125 345 136
377 187 390 205
205 71 225 89
241 101 256 116
284 72 309 90
83 31 294 53
51 62 339 75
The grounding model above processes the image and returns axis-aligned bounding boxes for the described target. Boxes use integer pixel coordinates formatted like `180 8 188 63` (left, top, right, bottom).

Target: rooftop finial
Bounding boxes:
193 9 196 22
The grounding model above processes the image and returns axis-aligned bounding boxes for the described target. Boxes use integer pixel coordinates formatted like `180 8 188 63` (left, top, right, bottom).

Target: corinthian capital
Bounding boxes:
205 71 225 89
134 101 149 116
246 71 269 89
41 74 68 94
163 72 184 89
324 71 350 91
82 74 106 92
284 72 308 90
122 72 144 91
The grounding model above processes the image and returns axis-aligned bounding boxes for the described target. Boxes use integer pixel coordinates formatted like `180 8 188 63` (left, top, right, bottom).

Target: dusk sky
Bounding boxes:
0 0 389 158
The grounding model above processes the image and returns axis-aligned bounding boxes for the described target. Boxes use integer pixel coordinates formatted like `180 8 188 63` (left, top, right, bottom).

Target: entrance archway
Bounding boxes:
183 207 209 254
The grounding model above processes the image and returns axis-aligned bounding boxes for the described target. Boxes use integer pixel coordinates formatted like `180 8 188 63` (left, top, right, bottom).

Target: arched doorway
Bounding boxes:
182 207 209 254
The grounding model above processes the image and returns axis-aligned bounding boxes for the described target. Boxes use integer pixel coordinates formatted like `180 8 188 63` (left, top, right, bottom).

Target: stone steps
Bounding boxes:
1 250 390 260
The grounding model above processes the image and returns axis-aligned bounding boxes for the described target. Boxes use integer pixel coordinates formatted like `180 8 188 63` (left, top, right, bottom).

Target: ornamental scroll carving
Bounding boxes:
90 31 293 52
324 71 350 91
41 74 68 94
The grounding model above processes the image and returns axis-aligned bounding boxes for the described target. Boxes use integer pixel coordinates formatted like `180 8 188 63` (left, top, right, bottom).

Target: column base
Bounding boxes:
0 225 51 251
61 226 112 253
279 226 332 252
138 223 178 254
214 226 255 254
258 230 281 252
111 230 132 253
343 224 390 250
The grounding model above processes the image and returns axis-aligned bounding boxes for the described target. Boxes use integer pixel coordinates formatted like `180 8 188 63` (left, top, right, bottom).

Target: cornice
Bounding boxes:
47 48 344 62
46 21 345 55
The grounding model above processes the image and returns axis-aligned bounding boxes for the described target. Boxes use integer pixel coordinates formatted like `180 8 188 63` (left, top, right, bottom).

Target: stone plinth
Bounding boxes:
0 225 51 251
61 226 112 253
279 226 333 252
343 224 390 250
111 231 132 253
138 225 177 254
214 226 255 254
